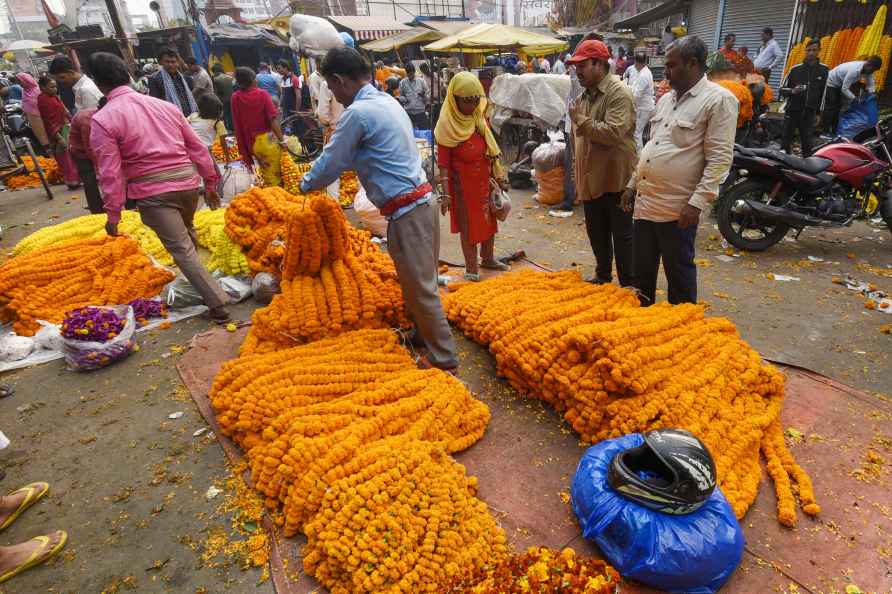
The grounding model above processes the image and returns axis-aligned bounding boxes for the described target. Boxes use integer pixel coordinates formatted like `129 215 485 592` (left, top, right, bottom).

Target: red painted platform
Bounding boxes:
178 324 892 594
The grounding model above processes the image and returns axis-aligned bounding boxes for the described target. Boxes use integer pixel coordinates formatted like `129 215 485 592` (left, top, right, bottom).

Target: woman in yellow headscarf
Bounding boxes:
434 71 509 282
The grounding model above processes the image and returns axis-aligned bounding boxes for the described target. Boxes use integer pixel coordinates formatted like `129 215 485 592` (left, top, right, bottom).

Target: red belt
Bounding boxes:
379 183 432 217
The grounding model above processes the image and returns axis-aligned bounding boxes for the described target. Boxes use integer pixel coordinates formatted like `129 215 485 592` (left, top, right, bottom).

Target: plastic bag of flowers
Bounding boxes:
61 305 137 371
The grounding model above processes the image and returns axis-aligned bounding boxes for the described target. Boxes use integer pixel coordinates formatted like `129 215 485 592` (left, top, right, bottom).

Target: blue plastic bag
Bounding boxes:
571 433 744 594
413 128 433 144
838 95 879 139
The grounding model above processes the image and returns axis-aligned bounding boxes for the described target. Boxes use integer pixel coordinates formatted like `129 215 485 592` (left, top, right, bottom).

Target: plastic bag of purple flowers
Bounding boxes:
61 305 137 371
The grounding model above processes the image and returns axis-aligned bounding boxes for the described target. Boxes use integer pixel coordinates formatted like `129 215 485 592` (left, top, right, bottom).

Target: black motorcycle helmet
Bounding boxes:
608 429 717 515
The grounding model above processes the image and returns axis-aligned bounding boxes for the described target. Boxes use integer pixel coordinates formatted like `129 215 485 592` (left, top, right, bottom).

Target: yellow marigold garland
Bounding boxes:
210 329 509 593
13 211 173 266
0 236 174 336
193 208 251 276
443 269 820 527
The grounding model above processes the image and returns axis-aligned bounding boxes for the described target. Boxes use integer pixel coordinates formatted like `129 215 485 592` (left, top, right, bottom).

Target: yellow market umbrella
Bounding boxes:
423 23 567 56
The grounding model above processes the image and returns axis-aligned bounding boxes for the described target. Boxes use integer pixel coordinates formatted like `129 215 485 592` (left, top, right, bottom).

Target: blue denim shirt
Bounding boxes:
300 84 429 220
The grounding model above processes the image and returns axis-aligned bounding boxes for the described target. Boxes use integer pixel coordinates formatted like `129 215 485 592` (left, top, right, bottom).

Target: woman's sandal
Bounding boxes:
0 530 68 584
480 260 510 271
0 482 50 532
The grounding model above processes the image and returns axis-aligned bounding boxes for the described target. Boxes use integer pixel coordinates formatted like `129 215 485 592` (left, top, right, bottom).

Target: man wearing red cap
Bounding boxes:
566 39 638 288
620 36 737 306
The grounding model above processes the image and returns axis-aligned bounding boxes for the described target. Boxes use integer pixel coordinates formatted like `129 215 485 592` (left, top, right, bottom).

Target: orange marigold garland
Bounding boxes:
443 269 820 527
339 170 359 207
3 156 63 189
210 329 509 593
0 236 174 336
447 546 620 593
716 80 753 128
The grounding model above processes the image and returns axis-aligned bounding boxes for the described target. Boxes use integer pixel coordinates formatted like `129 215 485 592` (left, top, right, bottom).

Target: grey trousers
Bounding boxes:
387 200 459 369
137 189 229 310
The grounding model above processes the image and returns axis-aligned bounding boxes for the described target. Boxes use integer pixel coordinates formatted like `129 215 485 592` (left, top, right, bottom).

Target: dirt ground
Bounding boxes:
0 183 890 594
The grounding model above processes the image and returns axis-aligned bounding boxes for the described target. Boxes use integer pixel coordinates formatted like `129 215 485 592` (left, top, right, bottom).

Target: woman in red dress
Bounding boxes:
36 76 80 189
435 72 509 281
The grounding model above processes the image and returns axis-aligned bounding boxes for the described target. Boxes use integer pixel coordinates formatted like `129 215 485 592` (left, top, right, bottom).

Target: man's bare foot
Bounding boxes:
0 531 67 583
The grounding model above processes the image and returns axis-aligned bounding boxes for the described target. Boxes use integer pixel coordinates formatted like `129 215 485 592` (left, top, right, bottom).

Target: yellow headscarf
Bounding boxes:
435 72 502 163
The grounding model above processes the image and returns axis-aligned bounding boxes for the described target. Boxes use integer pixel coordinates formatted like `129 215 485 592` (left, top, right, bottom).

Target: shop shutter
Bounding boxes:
686 0 720 51
720 0 796 89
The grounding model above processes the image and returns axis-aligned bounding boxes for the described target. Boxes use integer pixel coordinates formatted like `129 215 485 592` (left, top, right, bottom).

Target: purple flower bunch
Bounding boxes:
128 298 168 327
61 307 125 343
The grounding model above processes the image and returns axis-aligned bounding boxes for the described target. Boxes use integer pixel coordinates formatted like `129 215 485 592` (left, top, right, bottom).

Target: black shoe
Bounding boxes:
586 277 611 285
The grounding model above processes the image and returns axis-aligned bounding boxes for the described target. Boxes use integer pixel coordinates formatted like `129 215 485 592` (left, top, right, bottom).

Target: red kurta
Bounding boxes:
437 133 497 245
231 86 278 168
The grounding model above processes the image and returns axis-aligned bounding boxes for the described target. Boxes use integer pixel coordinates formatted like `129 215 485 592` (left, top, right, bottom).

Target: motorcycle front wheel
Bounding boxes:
717 178 791 252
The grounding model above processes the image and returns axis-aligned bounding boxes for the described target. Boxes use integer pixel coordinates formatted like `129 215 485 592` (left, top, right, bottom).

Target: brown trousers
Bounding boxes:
137 189 228 309
386 200 458 369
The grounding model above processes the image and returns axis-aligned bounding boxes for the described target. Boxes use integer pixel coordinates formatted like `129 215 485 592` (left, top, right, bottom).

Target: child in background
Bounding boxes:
187 92 227 149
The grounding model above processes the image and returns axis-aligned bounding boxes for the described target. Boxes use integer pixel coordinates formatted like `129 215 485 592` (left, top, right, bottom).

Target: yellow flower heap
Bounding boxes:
0 236 174 336
241 195 407 355
444 269 820 527
13 211 173 266
193 208 251 276
210 329 509 593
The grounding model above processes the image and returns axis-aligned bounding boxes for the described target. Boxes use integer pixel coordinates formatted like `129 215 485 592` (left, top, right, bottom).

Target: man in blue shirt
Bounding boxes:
255 62 281 103
300 47 458 372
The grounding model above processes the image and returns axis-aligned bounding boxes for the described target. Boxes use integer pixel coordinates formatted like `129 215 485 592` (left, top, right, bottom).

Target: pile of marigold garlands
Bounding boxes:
3 156 63 189
211 329 518 593
443 269 820 528
0 236 174 336
339 170 359 207
240 193 408 355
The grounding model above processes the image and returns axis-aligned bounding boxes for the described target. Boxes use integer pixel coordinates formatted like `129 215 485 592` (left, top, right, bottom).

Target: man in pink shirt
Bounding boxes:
88 52 230 322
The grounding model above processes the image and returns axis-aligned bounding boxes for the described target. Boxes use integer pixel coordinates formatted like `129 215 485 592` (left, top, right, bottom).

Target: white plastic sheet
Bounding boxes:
289 15 344 58
488 73 572 132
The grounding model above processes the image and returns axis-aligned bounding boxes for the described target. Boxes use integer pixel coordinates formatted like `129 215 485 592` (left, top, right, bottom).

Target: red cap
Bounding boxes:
566 40 611 64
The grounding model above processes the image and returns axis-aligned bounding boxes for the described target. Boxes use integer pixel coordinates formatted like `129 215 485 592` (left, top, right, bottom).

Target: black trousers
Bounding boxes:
782 108 817 156
583 193 635 286
634 219 698 305
822 86 843 135
408 111 429 130
74 157 103 214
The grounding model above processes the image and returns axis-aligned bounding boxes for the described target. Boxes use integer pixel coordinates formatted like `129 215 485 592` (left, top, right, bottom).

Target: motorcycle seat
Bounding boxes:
737 145 832 174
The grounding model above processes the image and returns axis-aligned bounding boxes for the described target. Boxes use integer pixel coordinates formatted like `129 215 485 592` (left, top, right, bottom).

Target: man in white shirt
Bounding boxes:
629 53 655 149
48 55 103 111
822 56 882 134
552 54 567 75
753 27 783 84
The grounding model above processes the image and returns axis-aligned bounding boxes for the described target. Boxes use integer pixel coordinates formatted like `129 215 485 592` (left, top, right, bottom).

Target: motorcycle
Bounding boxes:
717 117 892 251
2 100 43 151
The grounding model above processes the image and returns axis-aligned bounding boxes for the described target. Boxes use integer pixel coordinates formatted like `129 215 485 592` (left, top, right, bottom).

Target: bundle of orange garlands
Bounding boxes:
716 80 754 129
211 138 240 162
0 236 174 336
443 269 820 528
241 195 407 354
3 156 63 189
211 328 621 593
223 186 305 274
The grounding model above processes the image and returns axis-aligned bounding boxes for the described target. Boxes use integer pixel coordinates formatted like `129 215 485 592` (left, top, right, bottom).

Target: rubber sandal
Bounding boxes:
0 482 49 533
417 354 459 377
480 260 510 271
463 272 481 282
0 531 68 584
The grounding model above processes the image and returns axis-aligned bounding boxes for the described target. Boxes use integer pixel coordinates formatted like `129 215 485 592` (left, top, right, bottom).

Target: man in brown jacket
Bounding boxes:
567 39 638 287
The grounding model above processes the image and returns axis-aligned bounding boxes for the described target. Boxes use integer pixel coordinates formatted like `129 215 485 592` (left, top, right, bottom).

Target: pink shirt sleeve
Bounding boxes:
179 114 220 189
90 119 126 225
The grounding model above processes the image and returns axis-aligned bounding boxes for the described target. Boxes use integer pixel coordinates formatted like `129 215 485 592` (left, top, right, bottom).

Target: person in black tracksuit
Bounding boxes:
779 39 828 157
